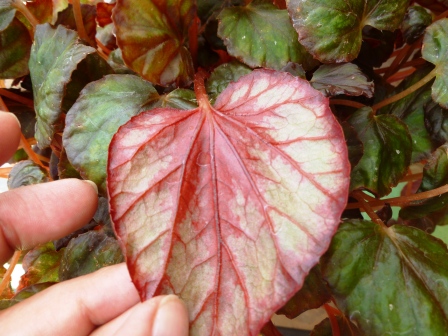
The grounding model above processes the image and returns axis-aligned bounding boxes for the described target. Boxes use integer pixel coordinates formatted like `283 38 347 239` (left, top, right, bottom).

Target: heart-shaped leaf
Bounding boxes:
218 0 318 70
63 74 158 195
112 0 195 86
30 23 96 149
0 18 31 79
286 0 408 62
422 18 448 108
310 63 374 98
348 107 412 197
107 69 350 335
322 220 448 335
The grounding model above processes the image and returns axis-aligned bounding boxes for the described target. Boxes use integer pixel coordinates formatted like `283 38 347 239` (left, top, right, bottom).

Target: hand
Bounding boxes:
0 112 189 336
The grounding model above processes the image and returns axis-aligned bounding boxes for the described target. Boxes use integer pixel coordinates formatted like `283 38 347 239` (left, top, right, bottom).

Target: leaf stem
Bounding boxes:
346 184 448 210
372 68 437 112
0 251 21 297
352 190 386 227
194 69 211 109
12 0 38 29
0 88 34 107
72 0 93 46
188 16 200 67
330 99 366 109
323 304 341 336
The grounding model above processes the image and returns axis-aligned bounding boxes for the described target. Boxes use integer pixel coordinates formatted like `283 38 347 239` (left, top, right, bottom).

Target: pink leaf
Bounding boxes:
107 69 350 335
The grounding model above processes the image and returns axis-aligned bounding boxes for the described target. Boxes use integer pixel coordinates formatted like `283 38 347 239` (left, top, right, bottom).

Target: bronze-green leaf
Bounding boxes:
7 160 49 189
218 0 318 70
112 0 195 86
286 0 408 62
30 23 96 148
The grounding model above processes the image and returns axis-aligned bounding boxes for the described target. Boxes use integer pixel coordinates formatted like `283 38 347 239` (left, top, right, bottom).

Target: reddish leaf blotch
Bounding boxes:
107 70 350 335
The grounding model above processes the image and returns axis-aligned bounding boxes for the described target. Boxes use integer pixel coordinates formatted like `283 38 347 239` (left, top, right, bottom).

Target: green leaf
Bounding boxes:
218 0 318 70
310 316 360 336
400 144 448 221
425 100 448 147
379 65 435 163
422 19 448 108
276 265 331 319
57 148 81 179
63 74 158 195
206 61 252 102
0 0 16 32
322 220 448 335
107 48 134 74
30 23 96 148
59 230 124 281
0 18 31 79
18 243 63 290
310 63 373 98
286 0 407 62
348 107 412 197
112 0 195 86
0 283 56 310
401 5 433 44
155 88 197 109
7 160 49 189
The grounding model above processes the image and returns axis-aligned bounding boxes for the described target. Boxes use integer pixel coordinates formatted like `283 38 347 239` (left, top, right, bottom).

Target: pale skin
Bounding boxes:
0 112 189 336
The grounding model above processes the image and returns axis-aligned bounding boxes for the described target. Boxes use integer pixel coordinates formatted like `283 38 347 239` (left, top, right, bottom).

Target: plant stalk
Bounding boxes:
372 68 437 112
12 0 38 29
330 99 365 109
72 0 94 46
0 251 21 297
352 190 386 227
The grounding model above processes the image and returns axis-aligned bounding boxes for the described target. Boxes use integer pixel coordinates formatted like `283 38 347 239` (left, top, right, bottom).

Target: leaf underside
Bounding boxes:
108 70 350 335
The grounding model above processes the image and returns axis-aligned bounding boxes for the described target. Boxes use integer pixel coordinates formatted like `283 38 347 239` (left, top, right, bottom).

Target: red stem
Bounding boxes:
324 304 341 336
194 69 211 109
188 16 200 68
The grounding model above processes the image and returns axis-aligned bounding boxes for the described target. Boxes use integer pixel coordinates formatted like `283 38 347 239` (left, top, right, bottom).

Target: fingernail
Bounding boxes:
83 180 98 194
152 295 189 336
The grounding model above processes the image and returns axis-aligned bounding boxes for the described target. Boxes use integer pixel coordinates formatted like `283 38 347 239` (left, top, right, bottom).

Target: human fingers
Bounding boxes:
0 264 141 335
92 295 189 336
0 178 98 264
0 112 21 165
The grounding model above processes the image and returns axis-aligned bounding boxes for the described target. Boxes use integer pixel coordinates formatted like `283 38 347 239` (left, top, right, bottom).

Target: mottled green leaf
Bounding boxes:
55 4 97 45
400 144 448 221
0 18 31 79
379 65 435 162
30 23 96 148
277 265 331 319
310 316 360 336
107 48 134 74
218 0 318 70
310 63 373 98
286 0 407 62
112 0 195 86
206 61 252 102
154 88 197 110
0 0 16 32
59 230 124 281
422 19 448 108
280 62 306 78
348 107 412 196
18 243 63 290
402 5 433 44
425 100 448 147
7 160 49 189
63 74 158 194
322 220 448 335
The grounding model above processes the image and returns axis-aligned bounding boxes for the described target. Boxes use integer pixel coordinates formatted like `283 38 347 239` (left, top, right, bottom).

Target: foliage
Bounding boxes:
1 0 448 335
